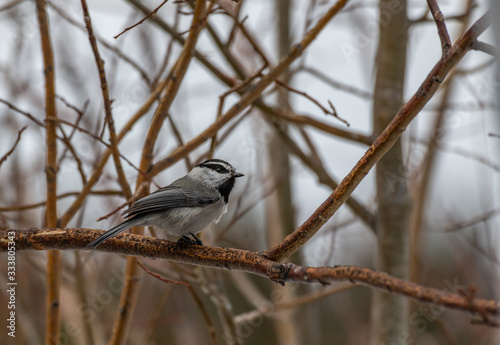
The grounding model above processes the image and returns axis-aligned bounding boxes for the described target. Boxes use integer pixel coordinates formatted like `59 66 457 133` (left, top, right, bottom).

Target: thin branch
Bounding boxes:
139 287 173 345
263 13 490 261
114 0 169 39
0 190 123 212
196 4 246 80
0 0 25 11
230 14 270 67
48 1 152 85
80 0 133 201
471 41 496 56
301 66 372 99
2 228 499 323
167 114 192 170
96 183 148 222
427 0 452 54
275 79 350 126
55 96 88 180
186 285 219 345
209 65 266 158
54 125 88 184
235 284 357 324
151 6 180 87
445 208 500 232
411 10 476 25
412 137 500 173
0 126 27 170
273 109 371 145
0 98 45 127
35 0 61 344
137 259 190 286
55 95 89 117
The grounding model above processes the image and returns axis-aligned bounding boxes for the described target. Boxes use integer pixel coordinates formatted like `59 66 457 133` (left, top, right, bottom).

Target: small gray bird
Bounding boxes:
87 159 243 249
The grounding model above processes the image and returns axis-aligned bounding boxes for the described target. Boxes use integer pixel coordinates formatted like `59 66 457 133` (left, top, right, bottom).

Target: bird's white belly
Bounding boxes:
144 200 227 236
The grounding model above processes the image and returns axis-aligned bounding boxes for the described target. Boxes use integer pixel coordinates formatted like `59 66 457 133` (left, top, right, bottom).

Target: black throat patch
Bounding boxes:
217 176 235 203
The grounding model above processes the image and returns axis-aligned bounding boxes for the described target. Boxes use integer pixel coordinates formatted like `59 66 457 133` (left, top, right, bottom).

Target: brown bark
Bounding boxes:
2 228 499 325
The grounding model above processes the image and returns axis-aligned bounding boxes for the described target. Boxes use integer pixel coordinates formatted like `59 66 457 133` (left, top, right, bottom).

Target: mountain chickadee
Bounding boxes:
87 159 243 249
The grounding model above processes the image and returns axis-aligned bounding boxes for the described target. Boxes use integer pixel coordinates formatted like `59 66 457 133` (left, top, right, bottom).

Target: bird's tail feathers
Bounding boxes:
87 219 139 250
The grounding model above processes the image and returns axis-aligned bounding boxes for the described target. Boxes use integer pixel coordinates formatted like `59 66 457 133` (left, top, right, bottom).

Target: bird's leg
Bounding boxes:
189 232 203 246
176 235 194 248
176 233 203 248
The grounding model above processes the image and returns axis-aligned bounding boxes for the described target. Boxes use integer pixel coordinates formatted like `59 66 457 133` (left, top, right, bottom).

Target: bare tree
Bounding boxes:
0 1 498 344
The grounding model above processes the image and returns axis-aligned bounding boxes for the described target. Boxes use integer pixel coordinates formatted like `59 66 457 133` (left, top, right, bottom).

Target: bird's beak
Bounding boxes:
234 172 244 178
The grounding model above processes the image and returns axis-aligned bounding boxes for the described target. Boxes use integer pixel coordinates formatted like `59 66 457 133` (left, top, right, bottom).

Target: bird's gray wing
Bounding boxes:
123 183 219 219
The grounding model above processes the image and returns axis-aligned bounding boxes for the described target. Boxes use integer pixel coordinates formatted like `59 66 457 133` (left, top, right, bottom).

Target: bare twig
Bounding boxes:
186 285 219 345
273 110 370 145
114 0 169 39
0 190 123 212
96 183 149 222
230 14 270 67
412 10 476 25
0 126 27 170
301 66 372 99
81 0 133 202
426 0 451 54
209 65 266 158
54 125 88 184
48 1 151 84
235 284 357 324
0 0 25 11
55 95 89 118
445 208 500 232
472 41 496 56
192 2 247 80
0 98 45 127
137 259 190 286
167 114 192 170
275 80 350 126
152 6 180 87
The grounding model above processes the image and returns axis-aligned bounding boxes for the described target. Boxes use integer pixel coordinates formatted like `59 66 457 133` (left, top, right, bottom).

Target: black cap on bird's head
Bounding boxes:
196 159 244 178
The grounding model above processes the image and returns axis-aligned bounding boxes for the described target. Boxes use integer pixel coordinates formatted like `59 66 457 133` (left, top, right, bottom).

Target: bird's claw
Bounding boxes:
176 233 203 248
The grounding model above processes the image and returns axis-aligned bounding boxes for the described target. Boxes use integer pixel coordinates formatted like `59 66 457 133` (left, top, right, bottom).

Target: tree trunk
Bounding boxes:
370 0 411 344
